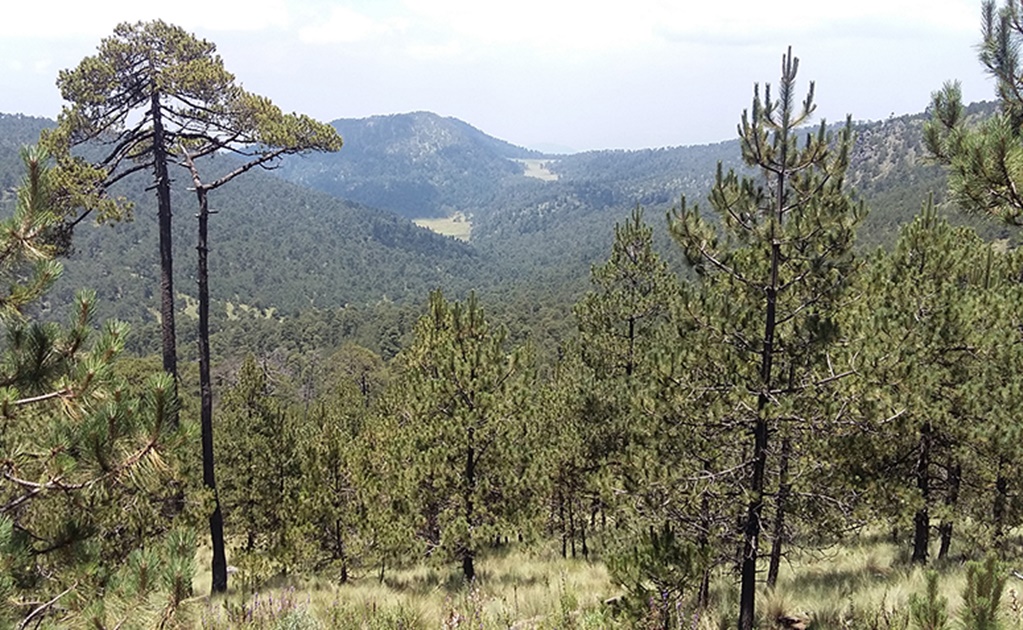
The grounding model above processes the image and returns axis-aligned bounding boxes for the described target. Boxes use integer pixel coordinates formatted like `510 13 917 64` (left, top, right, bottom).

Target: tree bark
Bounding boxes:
188 166 227 593
767 436 791 588
698 464 712 609
462 427 476 582
559 490 567 559
568 497 577 558
150 90 178 429
911 421 932 564
994 457 1008 549
938 461 960 560
738 152 782 630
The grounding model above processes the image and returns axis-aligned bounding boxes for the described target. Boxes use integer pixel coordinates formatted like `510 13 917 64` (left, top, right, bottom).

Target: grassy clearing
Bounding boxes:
186 544 616 628
512 159 560 182
182 537 1023 628
413 212 472 241
224 301 277 320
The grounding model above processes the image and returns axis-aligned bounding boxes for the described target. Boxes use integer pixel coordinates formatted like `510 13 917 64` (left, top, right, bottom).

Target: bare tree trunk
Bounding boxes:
192 180 227 593
938 460 960 560
767 437 791 587
994 457 1008 549
580 510 588 558
911 422 932 564
462 427 476 582
150 91 178 429
569 497 577 558
559 490 567 559
698 463 712 609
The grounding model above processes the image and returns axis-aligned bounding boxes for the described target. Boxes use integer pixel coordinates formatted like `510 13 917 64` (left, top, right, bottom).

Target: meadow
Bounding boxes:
186 533 1023 629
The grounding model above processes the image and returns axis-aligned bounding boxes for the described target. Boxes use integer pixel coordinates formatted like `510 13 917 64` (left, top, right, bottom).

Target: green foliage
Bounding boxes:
606 522 708 625
925 1 1023 226
576 206 678 380
390 290 540 579
0 149 191 627
960 554 1006 630
217 356 300 563
668 48 863 626
909 571 950 630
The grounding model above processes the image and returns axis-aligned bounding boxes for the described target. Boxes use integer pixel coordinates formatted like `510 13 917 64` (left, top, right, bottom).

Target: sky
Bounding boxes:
0 0 997 152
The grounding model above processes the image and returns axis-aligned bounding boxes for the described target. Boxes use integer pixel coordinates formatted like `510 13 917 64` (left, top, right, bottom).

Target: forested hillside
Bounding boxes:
8 12 1023 627
0 116 478 319
274 111 542 218
1 103 1006 361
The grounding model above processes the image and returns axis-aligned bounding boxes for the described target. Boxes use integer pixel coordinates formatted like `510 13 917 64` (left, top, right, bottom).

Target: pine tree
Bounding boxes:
392 290 538 581
48 20 342 594
924 0 1023 553
845 205 993 563
293 348 386 583
0 148 190 628
669 48 863 629
177 89 339 594
217 356 299 568
576 206 679 381
46 20 232 416
925 0 1023 225
572 207 679 558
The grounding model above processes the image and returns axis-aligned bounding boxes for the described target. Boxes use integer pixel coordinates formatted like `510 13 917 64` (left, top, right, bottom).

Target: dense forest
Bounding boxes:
9 5 1023 630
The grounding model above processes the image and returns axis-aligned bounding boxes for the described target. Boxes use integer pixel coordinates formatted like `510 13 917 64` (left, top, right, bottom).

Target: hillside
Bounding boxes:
276 107 1016 272
275 111 542 218
1 104 1008 352
0 115 481 332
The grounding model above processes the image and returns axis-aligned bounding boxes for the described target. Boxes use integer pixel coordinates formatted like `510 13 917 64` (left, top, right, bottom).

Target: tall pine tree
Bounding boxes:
669 48 863 629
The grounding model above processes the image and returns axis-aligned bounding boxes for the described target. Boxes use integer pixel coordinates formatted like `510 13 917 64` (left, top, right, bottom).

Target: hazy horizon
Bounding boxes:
0 0 996 151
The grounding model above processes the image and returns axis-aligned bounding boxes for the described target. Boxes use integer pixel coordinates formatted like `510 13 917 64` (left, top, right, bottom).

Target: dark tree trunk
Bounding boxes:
193 182 227 593
767 436 791 588
580 511 588 558
569 498 577 558
463 427 476 582
994 457 1008 548
150 91 178 428
335 519 349 584
912 422 932 564
698 475 712 609
559 491 567 559
938 461 960 560
738 186 780 630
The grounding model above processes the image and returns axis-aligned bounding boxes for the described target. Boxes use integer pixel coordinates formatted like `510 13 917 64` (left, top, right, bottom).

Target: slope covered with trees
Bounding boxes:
12 6 1023 627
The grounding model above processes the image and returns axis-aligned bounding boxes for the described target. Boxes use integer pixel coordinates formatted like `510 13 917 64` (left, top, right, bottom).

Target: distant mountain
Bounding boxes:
0 114 52 195
276 105 1008 258
276 111 542 218
0 104 1005 352
0 115 481 333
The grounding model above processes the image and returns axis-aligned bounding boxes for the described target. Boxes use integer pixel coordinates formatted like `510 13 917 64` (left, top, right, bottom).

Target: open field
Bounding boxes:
182 536 1023 629
513 158 560 182
413 213 473 241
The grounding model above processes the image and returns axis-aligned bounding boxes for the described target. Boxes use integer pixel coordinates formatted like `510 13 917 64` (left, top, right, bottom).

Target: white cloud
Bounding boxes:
405 41 464 60
0 0 291 38
401 0 654 53
655 0 977 44
299 5 397 44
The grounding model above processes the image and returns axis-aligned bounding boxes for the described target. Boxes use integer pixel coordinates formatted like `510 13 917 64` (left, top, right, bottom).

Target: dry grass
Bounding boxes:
181 536 1023 628
512 159 560 182
413 213 472 241
185 544 617 628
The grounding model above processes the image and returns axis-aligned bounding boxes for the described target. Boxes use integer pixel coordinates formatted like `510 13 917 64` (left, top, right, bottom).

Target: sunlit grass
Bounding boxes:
184 543 617 628
181 534 1023 628
413 213 472 241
